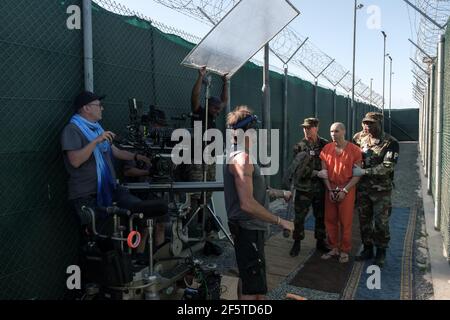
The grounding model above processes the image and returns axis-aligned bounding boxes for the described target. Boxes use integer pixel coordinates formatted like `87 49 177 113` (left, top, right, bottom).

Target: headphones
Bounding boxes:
229 115 260 130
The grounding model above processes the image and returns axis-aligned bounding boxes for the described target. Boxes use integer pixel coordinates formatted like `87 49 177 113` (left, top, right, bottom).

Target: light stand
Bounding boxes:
184 73 234 246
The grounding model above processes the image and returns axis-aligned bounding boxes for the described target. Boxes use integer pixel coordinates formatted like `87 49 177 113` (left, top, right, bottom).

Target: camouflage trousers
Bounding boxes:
293 190 326 241
356 190 392 249
185 163 216 201
185 163 217 231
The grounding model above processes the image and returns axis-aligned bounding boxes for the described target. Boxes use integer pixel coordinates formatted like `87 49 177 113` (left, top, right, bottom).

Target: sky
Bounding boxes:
110 0 423 109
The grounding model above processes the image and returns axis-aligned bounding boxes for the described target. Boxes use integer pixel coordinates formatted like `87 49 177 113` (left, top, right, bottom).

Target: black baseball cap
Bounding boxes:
73 91 106 112
208 96 223 108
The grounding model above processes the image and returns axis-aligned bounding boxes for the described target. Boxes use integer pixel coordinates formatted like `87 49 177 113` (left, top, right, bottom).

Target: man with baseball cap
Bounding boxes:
61 91 168 252
288 118 329 257
352 112 399 268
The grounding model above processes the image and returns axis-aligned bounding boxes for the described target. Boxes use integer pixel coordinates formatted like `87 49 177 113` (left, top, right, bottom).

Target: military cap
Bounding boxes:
362 112 384 123
301 118 320 128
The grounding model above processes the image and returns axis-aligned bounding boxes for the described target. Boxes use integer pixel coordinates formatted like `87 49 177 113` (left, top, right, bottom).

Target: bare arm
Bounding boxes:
344 160 363 191
230 153 293 231
191 67 206 113
321 160 332 191
124 167 149 178
112 145 135 161
66 131 114 168
343 177 361 192
112 145 151 165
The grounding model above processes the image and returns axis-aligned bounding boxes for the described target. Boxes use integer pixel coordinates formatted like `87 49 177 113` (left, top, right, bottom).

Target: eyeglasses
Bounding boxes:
88 103 103 108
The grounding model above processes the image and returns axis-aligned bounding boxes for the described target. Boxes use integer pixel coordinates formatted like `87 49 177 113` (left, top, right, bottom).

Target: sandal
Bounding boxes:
321 248 339 260
339 252 349 263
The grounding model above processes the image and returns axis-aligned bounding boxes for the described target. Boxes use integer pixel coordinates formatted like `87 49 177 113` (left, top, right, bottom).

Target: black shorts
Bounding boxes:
229 222 267 295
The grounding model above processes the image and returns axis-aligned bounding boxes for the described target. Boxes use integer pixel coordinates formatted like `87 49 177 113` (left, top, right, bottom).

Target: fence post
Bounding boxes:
314 79 318 118
283 65 289 179
419 97 422 154
427 65 435 194
424 77 430 175
262 44 271 187
83 0 94 91
422 93 426 166
333 89 337 123
347 95 351 140
434 34 445 230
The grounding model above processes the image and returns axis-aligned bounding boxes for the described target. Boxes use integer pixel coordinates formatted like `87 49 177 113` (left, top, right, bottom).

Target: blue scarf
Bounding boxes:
70 114 116 207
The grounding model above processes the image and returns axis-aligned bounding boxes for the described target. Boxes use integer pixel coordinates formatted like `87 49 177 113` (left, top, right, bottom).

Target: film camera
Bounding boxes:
114 99 187 182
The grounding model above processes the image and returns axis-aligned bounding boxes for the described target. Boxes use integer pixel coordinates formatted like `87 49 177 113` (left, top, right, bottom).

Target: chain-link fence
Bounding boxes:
419 20 450 261
0 0 419 299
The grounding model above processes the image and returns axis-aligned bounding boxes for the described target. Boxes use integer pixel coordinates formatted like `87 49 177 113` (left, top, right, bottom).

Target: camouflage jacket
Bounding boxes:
353 131 399 192
284 151 313 192
291 137 328 192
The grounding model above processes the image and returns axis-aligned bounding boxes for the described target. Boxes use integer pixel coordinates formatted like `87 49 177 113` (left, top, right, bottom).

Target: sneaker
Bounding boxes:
321 248 339 260
339 252 349 263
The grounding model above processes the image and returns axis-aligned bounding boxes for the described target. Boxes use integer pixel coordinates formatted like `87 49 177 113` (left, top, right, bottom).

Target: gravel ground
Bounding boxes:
392 143 433 300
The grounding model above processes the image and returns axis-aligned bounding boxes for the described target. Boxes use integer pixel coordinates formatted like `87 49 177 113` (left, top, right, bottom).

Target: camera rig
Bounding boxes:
113 99 191 182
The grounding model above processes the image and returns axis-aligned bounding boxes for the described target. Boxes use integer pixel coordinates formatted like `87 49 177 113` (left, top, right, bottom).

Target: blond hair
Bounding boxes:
226 105 253 128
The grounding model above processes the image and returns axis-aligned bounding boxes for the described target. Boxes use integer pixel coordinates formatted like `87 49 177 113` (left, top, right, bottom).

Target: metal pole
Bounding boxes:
351 0 358 137
314 79 318 118
434 34 445 230
226 79 231 115
263 44 271 187
283 64 289 179
382 31 387 116
422 94 426 164
388 55 393 135
422 91 427 166
424 75 430 176
347 95 351 140
427 65 434 194
333 89 337 123
83 0 94 91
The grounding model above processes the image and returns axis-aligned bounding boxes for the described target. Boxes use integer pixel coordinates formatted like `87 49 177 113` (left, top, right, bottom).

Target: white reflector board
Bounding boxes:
181 0 300 77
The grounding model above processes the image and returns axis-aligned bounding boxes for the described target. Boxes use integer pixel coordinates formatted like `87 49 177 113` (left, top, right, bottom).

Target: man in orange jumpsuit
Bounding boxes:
319 123 362 263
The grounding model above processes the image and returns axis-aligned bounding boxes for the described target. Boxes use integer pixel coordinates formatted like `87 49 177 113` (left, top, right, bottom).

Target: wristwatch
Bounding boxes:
342 188 349 194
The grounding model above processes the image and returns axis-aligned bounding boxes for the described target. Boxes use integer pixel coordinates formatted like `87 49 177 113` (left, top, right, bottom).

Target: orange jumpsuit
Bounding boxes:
320 142 362 253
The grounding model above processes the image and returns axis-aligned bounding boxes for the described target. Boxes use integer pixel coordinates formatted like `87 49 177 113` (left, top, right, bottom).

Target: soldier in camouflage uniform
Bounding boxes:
352 112 399 268
288 118 329 257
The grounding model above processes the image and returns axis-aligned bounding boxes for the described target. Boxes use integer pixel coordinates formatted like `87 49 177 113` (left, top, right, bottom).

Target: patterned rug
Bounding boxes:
288 205 417 300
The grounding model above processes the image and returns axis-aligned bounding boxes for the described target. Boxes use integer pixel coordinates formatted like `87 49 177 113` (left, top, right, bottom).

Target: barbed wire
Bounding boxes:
93 0 203 43
152 0 380 106
409 0 450 101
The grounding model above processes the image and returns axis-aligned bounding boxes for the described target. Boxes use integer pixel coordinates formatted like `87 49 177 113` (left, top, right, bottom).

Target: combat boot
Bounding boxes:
374 248 386 268
356 244 374 261
316 239 329 252
290 240 301 257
